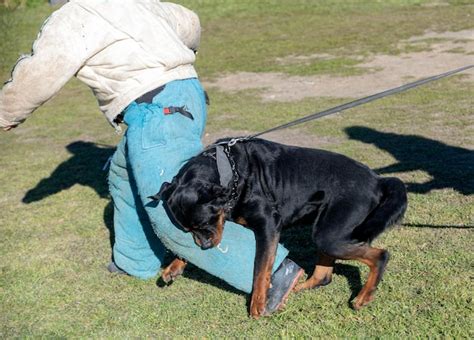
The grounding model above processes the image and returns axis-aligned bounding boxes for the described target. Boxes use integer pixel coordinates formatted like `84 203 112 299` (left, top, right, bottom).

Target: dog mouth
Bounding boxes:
193 233 214 250
190 210 226 250
192 233 215 250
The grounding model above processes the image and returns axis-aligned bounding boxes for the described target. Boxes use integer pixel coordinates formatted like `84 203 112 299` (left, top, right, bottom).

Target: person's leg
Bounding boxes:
123 78 289 293
108 135 166 279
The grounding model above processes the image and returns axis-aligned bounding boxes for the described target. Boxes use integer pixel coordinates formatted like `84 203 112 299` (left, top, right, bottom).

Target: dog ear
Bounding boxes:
148 182 175 201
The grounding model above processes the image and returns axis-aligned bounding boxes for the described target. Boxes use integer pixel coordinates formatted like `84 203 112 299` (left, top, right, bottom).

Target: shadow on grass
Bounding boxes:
157 258 245 297
22 141 117 249
345 126 474 196
280 225 363 307
22 141 113 202
402 223 473 229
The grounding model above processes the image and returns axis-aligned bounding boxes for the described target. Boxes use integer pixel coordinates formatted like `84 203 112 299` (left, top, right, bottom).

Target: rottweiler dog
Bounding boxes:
150 138 407 318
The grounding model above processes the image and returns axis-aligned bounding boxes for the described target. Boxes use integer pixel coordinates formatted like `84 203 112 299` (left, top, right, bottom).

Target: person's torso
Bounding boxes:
69 0 199 123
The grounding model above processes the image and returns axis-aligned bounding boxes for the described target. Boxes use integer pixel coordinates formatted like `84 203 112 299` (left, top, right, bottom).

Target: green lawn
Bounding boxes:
1 1 473 338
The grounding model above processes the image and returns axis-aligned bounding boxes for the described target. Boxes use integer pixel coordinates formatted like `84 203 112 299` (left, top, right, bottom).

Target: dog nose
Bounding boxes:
200 239 213 250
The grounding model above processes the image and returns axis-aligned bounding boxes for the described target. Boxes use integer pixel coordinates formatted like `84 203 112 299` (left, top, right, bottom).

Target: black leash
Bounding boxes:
235 64 472 140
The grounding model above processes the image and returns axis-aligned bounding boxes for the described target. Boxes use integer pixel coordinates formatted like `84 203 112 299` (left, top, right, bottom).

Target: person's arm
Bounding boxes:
0 6 92 129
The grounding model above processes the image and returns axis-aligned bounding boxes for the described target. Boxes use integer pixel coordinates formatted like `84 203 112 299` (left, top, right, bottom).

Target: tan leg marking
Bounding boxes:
161 258 188 283
250 236 280 319
351 247 389 310
295 253 334 292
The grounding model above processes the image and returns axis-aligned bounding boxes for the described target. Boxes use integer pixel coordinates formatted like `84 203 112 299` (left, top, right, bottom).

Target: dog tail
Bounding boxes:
352 177 408 243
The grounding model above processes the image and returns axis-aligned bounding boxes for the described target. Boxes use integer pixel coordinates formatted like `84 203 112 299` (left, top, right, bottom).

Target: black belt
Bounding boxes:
135 84 194 120
114 83 212 124
113 85 166 124
135 85 166 104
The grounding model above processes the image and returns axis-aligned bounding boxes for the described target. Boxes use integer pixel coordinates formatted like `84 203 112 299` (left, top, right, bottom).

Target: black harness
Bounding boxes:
203 139 245 215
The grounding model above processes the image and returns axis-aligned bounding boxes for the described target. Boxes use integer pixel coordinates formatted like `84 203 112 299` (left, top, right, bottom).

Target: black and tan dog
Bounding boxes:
151 138 407 318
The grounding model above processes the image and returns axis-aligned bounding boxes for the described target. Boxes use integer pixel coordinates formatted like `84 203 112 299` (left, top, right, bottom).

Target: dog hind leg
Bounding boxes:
333 244 390 310
294 252 335 292
351 246 389 310
311 198 391 309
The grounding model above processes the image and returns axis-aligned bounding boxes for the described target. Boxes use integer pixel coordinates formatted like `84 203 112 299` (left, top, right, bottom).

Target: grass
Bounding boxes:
1 0 473 338
186 0 474 76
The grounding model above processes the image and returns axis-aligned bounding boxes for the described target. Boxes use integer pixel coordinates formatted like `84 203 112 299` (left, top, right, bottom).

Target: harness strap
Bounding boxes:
203 144 240 215
216 145 233 187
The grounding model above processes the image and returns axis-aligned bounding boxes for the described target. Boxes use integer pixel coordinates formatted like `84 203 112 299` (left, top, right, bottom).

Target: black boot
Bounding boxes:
264 258 304 315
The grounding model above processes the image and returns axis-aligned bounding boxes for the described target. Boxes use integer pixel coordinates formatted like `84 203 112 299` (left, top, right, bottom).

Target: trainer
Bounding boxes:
0 0 301 316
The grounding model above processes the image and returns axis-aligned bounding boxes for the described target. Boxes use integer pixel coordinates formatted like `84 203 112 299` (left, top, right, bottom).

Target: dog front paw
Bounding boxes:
250 295 266 319
161 258 187 284
352 292 375 310
161 269 177 284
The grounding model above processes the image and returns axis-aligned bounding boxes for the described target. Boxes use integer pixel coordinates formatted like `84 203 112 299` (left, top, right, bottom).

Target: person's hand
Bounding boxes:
3 125 18 131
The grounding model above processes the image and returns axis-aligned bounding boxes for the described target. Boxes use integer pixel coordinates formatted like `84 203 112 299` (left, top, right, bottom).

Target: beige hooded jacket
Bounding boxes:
0 0 200 129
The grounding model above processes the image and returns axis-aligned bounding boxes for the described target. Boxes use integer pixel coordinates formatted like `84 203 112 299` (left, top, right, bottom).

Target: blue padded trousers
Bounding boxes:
109 78 289 293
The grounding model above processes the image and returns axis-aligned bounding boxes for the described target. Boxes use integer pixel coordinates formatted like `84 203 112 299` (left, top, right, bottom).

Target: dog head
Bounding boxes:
149 162 230 250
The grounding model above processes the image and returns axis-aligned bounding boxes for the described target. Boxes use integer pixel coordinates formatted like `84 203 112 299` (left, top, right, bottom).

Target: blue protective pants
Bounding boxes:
108 78 289 293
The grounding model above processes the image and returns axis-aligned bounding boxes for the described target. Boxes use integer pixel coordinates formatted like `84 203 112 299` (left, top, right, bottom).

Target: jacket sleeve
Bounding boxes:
0 7 89 128
160 2 201 52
